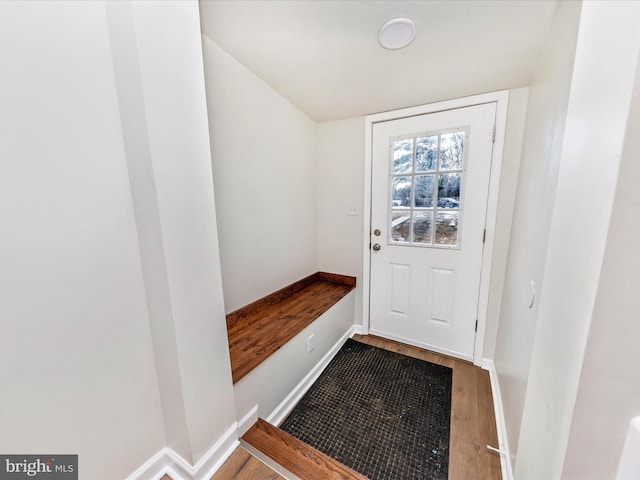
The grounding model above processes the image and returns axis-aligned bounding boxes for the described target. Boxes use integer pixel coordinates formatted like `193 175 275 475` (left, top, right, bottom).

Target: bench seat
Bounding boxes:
226 272 356 383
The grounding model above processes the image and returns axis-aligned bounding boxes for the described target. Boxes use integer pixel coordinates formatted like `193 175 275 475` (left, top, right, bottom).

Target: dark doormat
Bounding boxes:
279 338 452 480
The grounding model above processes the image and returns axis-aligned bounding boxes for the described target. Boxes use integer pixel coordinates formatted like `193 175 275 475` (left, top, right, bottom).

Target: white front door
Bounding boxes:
369 103 496 361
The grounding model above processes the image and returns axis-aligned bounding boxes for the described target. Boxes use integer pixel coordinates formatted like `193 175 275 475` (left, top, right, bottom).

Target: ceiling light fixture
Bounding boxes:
378 17 416 50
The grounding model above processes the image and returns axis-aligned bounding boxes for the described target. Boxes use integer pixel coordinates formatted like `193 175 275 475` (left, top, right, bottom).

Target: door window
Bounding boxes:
389 128 467 247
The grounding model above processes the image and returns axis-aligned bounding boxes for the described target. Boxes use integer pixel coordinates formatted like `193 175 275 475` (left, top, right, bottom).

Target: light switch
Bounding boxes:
347 202 359 216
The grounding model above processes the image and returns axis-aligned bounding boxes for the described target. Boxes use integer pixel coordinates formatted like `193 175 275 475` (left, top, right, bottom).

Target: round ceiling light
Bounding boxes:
378 17 416 50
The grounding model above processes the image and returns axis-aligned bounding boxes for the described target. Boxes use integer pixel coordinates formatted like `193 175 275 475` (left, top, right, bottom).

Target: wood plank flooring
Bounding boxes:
352 334 502 479
161 447 283 480
210 447 284 480
169 334 501 480
227 272 355 383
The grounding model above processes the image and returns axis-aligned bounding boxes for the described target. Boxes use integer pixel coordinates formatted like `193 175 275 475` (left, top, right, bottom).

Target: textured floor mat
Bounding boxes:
280 338 452 480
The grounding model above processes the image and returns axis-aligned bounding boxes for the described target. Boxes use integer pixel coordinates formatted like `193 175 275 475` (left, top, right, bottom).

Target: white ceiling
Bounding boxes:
199 0 558 122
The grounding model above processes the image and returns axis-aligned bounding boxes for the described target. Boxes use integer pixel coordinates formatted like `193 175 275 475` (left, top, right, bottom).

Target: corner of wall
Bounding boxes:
516 2 640 478
201 33 319 313
127 423 239 480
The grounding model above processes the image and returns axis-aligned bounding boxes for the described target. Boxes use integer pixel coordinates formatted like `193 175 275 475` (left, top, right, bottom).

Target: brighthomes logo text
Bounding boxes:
5 458 53 477
0 454 77 479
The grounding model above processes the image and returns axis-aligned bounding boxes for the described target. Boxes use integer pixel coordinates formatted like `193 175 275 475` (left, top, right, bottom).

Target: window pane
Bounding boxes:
439 132 465 171
414 175 435 207
436 211 459 245
415 135 437 172
412 211 433 244
392 176 411 208
391 211 411 242
387 131 466 249
392 138 413 174
437 173 461 207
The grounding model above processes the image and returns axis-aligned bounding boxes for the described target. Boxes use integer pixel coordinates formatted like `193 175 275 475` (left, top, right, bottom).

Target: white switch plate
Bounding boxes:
346 202 359 216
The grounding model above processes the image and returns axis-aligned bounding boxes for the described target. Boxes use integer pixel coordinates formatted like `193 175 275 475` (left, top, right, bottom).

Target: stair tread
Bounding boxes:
242 418 368 480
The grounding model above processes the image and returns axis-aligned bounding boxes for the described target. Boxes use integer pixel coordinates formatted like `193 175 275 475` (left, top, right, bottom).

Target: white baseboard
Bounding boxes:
131 321 361 479
237 405 259 437
353 324 367 335
164 466 187 480
128 423 239 480
482 358 513 480
267 325 356 426
126 447 172 480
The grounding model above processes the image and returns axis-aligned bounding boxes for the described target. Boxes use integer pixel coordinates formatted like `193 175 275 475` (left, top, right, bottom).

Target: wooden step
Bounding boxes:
242 418 368 480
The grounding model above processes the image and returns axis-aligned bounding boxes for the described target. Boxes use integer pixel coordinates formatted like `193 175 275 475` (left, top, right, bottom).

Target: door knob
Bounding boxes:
372 243 381 251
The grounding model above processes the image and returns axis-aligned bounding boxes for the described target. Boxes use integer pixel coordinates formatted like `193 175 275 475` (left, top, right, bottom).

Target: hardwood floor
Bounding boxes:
161 447 284 480
353 334 502 479
168 334 501 479
210 447 284 480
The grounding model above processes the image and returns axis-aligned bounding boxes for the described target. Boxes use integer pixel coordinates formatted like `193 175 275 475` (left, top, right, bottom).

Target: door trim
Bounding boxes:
362 90 509 366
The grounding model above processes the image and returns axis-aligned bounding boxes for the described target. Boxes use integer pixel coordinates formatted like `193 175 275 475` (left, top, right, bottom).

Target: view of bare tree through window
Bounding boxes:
440 132 465 170
390 130 465 246
416 135 437 171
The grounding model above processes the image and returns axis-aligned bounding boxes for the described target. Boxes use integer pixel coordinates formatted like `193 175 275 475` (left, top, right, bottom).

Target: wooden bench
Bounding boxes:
226 272 356 383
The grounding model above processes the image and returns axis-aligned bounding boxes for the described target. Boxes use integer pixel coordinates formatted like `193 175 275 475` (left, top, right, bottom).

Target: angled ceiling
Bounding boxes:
199 0 558 122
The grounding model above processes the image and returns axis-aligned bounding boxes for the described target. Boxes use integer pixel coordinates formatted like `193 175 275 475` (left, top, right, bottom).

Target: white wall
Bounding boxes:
562 47 640 480
317 118 365 325
201 34 362 448
0 1 238 477
482 87 528 359
514 2 640 478
0 2 166 478
202 37 318 313
492 0 582 469
108 1 237 467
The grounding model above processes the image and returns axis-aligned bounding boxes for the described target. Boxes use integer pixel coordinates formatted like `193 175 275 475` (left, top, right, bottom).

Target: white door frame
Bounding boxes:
361 90 509 366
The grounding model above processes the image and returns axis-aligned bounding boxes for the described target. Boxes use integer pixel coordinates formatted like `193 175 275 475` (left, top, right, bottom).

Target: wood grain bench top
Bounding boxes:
226 272 356 383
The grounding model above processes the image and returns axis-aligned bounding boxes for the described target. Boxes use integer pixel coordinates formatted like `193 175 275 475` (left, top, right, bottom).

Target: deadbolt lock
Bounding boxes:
373 228 381 236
